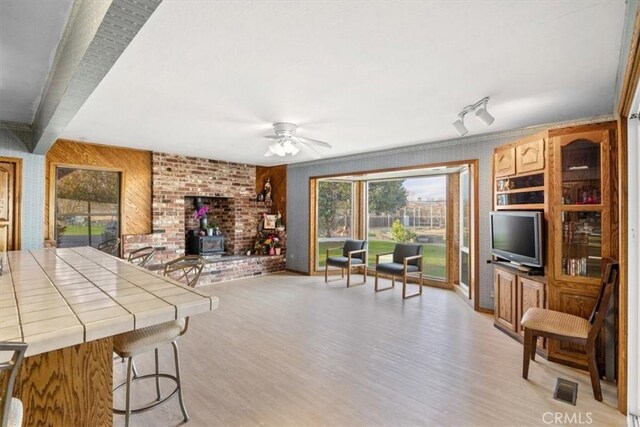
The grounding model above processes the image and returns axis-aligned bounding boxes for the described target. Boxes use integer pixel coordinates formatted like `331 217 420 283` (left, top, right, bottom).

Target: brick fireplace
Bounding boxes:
123 152 284 281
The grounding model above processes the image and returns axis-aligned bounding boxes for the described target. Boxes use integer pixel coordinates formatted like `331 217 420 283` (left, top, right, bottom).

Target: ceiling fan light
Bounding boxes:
269 141 286 156
453 118 468 136
475 107 495 126
289 144 300 155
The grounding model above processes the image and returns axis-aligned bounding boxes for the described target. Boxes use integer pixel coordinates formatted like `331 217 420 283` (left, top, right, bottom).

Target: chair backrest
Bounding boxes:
0 342 27 427
163 255 205 288
392 243 423 268
587 259 619 342
127 246 156 268
342 240 367 260
98 238 120 257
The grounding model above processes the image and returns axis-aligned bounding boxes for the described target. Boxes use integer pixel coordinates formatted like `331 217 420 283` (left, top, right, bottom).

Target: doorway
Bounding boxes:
0 157 22 251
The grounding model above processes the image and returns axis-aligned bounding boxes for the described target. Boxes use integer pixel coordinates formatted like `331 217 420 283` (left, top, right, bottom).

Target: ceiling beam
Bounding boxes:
31 0 162 154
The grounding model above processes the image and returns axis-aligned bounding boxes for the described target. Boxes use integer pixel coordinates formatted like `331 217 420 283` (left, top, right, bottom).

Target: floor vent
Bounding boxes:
554 378 578 405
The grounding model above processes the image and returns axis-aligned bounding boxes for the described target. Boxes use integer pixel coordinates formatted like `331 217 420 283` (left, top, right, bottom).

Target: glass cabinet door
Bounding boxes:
561 139 601 206
560 211 602 278
554 129 609 282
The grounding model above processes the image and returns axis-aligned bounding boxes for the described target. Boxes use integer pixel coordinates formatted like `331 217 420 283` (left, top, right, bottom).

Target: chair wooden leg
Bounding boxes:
324 263 328 283
523 328 533 379
364 265 367 283
587 340 603 401
341 268 344 278
374 271 393 292
347 263 351 287
530 332 537 361
402 273 421 299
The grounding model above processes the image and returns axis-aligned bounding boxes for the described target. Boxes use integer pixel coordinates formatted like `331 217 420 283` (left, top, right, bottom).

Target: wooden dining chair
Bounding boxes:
521 259 619 401
374 243 423 298
0 341 27 427
126 246 156 268
98 237 121 257
112 255 205 426
324 239 367 287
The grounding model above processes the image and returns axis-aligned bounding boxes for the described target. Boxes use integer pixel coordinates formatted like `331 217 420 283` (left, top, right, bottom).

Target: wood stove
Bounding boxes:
188 234 224 255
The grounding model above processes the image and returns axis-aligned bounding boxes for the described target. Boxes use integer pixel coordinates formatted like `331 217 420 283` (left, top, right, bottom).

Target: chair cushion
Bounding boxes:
393 244 423 266
376 262 420 276
327 256 365 268
342 240 367 260
7 398 22 427
521 308 591 339
113 319 185 357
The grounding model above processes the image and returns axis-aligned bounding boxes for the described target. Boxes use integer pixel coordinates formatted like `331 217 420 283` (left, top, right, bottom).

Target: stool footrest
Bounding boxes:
113 373 181 416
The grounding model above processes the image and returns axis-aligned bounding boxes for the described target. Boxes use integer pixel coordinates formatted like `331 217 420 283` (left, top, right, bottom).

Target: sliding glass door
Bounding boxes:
55 167 121 248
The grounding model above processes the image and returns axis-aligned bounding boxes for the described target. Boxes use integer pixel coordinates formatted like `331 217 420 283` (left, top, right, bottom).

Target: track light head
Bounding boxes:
453 117 468 136
475 106 494 126
452 96 494 135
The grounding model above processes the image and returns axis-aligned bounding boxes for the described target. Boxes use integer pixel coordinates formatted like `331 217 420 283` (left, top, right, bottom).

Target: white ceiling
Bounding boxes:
58 1 625 165
0 0 74 124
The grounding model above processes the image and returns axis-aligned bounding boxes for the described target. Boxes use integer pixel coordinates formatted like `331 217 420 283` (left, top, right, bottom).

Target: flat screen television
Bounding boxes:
490 211 543 268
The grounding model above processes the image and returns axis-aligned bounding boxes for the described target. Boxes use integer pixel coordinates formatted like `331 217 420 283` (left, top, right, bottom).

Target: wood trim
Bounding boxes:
471 161 480 311
447 173 460 288
0 156 22 250
308 178 317 274
618 7 640 117
615 118 629 415
308 159 478 180
614 6 640 415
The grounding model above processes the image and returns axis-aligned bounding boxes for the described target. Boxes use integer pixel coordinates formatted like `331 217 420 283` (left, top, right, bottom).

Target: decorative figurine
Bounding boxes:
264 177 272 203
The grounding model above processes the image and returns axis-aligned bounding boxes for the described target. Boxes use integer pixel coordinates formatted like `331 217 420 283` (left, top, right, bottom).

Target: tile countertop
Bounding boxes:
0 247 218 359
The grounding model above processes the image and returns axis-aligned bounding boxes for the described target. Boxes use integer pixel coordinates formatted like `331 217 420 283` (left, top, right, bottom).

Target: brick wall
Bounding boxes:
124 152 275 264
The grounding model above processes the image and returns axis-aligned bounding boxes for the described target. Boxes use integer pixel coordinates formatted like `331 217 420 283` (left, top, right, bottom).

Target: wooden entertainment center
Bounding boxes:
492 121 618 370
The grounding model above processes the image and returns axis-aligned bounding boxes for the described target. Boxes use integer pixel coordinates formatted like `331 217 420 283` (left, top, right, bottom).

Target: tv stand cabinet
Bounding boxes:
491 121 617 370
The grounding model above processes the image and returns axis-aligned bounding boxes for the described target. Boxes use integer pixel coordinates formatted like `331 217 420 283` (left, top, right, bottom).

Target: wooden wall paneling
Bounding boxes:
14 337 113 427
45 140 152 242
256 165 287 222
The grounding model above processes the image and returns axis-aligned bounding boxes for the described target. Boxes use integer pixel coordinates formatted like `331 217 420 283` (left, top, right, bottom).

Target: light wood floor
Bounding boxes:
113 272 626 426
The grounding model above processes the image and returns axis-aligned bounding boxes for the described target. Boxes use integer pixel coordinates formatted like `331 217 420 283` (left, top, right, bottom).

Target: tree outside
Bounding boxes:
56 168 120 247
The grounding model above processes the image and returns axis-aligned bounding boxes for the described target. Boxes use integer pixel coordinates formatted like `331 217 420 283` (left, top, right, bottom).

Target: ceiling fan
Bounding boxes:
263 122 332 158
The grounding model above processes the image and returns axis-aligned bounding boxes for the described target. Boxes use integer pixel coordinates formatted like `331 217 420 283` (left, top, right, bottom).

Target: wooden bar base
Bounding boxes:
14 337 113 427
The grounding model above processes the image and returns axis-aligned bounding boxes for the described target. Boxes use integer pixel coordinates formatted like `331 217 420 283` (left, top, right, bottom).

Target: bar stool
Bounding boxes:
112 255 205 426
1 341 27 427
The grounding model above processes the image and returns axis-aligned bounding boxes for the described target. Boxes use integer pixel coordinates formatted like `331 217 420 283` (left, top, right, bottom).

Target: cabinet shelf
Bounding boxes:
496 186 545 195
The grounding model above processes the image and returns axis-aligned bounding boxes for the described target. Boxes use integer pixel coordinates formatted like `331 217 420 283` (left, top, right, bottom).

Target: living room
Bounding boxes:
0 1 638 426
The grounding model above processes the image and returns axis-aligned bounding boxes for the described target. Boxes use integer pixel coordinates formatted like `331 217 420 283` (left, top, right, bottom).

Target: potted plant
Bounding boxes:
193 205 209 230
274 240 282 255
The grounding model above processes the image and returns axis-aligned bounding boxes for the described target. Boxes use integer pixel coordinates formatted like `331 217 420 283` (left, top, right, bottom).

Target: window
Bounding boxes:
55 167 121 248
316 180 354 267
367 177 447 279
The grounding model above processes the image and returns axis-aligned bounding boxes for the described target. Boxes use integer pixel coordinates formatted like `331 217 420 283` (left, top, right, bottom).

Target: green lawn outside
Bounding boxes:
318 239 446 278
61 225 105 236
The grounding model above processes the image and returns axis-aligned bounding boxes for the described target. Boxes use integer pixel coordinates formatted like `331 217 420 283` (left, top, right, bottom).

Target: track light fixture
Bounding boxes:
453 96 494 136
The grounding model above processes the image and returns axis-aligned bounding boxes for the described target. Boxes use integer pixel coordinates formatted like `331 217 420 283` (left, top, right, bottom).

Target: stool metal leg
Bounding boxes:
125 357 133 427
155 348 162 401
172 340 189 421
131 358 139 379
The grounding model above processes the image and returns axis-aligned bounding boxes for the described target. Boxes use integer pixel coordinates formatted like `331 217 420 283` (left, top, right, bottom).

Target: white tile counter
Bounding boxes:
0 246 218 357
